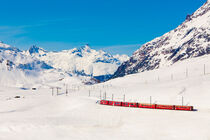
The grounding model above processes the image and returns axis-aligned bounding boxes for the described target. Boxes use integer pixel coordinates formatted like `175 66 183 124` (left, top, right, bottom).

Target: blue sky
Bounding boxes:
0 0 207 55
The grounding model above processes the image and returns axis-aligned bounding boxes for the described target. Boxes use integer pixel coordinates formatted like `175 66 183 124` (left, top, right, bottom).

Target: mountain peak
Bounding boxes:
28 45 47 55
80 44 91 52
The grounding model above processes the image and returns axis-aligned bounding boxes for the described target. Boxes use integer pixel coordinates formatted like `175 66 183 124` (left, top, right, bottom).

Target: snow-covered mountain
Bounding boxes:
112 0 210 78
0 42 59 88
24 45 129 81
0 42 52 71
0 42 128 87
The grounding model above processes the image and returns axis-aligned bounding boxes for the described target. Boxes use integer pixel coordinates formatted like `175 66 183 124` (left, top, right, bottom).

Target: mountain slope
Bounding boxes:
112 0 210 78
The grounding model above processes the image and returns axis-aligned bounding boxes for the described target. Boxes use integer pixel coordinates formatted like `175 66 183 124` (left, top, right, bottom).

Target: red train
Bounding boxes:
99 100 194 111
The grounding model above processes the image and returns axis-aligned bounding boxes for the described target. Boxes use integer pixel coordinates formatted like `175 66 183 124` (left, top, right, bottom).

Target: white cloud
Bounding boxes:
0 26 25 38
0 18 74 49
0 26 29 48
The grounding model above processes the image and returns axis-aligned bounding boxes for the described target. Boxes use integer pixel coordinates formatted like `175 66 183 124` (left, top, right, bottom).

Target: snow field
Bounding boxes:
0 55 210 140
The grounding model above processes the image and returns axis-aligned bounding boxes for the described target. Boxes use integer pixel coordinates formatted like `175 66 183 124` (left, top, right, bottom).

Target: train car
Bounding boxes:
100 100 194 111
108 101 114 106
129 103 138 107
122 102 130 107
138 103 156 109
114 101 122 106
175 105 193 111
156 104 175 110
100 100 109 105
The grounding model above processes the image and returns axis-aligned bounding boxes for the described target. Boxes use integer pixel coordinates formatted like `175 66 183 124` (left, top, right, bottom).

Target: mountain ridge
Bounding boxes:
0 42 129 83
24 44 128 81
112 0 210 78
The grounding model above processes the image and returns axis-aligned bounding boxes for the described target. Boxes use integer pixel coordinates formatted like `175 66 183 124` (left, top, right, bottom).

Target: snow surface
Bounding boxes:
0 1 209 139
1 54 210 140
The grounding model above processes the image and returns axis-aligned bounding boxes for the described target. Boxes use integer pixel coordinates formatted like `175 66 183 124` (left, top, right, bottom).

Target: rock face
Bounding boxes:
112 0 210 78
